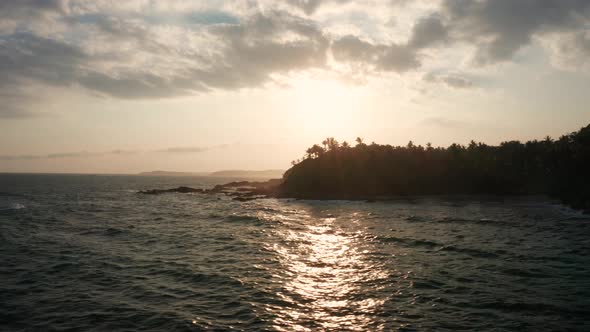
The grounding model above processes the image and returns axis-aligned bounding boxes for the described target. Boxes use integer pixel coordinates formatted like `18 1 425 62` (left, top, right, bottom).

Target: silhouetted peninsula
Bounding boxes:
140 123 590 213
279 124 590 212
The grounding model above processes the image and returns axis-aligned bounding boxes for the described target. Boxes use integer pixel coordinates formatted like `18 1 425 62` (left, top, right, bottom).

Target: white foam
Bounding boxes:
10 203 25 210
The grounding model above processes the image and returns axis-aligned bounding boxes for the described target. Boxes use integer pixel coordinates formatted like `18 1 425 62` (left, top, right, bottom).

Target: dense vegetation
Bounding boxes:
280 124 590 211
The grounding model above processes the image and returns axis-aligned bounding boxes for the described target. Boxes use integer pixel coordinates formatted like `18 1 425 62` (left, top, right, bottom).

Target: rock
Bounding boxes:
138 186 203 195
233 196 260 202
138 178 283 201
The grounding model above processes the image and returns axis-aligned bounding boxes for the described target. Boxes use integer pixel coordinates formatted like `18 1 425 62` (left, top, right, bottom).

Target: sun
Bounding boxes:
286 77 366 140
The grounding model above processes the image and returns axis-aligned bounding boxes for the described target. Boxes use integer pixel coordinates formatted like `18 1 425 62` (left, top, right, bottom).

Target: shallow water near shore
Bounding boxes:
1 174 589 331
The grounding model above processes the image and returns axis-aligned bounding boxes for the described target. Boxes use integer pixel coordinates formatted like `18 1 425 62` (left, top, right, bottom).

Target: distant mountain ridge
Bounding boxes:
137 171 209 177
138 169 284 179
208 170 284 178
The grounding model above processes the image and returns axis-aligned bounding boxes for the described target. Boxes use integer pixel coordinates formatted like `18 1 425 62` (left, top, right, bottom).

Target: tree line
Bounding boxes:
281 124 590 211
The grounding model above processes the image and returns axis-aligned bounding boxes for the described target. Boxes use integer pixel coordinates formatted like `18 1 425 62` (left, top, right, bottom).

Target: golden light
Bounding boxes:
264 202 389 331
285 77 367 140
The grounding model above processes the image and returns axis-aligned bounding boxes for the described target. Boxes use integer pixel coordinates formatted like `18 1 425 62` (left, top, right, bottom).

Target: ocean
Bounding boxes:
1 173 589 331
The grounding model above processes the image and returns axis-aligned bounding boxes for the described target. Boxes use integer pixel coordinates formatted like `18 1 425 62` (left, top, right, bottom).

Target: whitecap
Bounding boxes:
10 203 26 210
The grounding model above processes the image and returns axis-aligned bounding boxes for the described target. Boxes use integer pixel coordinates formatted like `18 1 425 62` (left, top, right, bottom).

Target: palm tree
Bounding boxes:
325 137 339 151
355 137 364 146
306 144 325 158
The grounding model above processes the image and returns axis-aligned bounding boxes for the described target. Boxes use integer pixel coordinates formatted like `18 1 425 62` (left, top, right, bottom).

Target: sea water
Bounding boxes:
1 174 589 331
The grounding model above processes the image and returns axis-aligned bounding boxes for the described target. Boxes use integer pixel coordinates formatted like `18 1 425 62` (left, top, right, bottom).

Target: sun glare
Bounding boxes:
287 78 366 139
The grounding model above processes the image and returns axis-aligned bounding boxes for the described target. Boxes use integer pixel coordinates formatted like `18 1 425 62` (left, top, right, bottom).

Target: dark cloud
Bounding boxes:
0 33 84 87
330 36 377 63
330 13 449 73
0 10 330 116
199 12 329 88
409 14 448 49
376 44 421 72
0 12 329 117
0 33 85 117
78 72 200 99
0 0 68 19
441 0 590 64
332 36 420 73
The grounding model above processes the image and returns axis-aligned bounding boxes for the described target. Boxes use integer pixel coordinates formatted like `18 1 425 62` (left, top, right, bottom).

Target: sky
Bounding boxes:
1 0 590 174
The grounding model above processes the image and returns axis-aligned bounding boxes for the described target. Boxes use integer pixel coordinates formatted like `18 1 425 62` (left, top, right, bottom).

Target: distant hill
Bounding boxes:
137 171 209 177
208 169 284 179
138 169 284 179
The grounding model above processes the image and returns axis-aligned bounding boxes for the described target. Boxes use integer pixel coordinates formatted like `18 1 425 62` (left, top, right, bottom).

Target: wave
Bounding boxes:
0 203 26 215
438 245 500 258
405 215 513 227
377 235 504 259
11 203 26 210
378 235 440 248
207 212 278 225
79 226 132 237
0 191 23 197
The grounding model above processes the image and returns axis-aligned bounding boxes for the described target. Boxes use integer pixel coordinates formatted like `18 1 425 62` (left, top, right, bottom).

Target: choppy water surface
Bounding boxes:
1 174 589 331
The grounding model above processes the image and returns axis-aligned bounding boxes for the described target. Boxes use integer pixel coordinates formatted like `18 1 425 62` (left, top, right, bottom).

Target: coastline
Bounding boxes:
138 179 590 213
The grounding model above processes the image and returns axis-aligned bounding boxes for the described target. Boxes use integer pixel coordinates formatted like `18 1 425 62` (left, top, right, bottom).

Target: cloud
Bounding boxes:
0 0 68 19
329 12 449 73
0 33 86 117
109 149 138 155
156 144 229 153
0 151 98 160
331 35 420 73
440 0 590 65
286 0 353 15
408 14 448 49
331 35 377 63
424 72 474 89
0 9 331 116
0 145 227 160
0 150 140 160
545 30 590 71
156 147 208 153
1 0 590 118
0 33 85 85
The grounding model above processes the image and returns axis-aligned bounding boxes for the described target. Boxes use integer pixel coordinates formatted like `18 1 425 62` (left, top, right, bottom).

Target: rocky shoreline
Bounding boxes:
138 179 282 201
138 179 589 213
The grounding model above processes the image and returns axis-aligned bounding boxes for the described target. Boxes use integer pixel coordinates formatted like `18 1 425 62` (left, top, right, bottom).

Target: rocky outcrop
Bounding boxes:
137 179 283 201
138 186 204 195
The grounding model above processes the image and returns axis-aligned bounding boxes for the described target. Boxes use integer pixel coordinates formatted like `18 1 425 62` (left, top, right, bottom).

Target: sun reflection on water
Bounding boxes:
268 211 389 331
